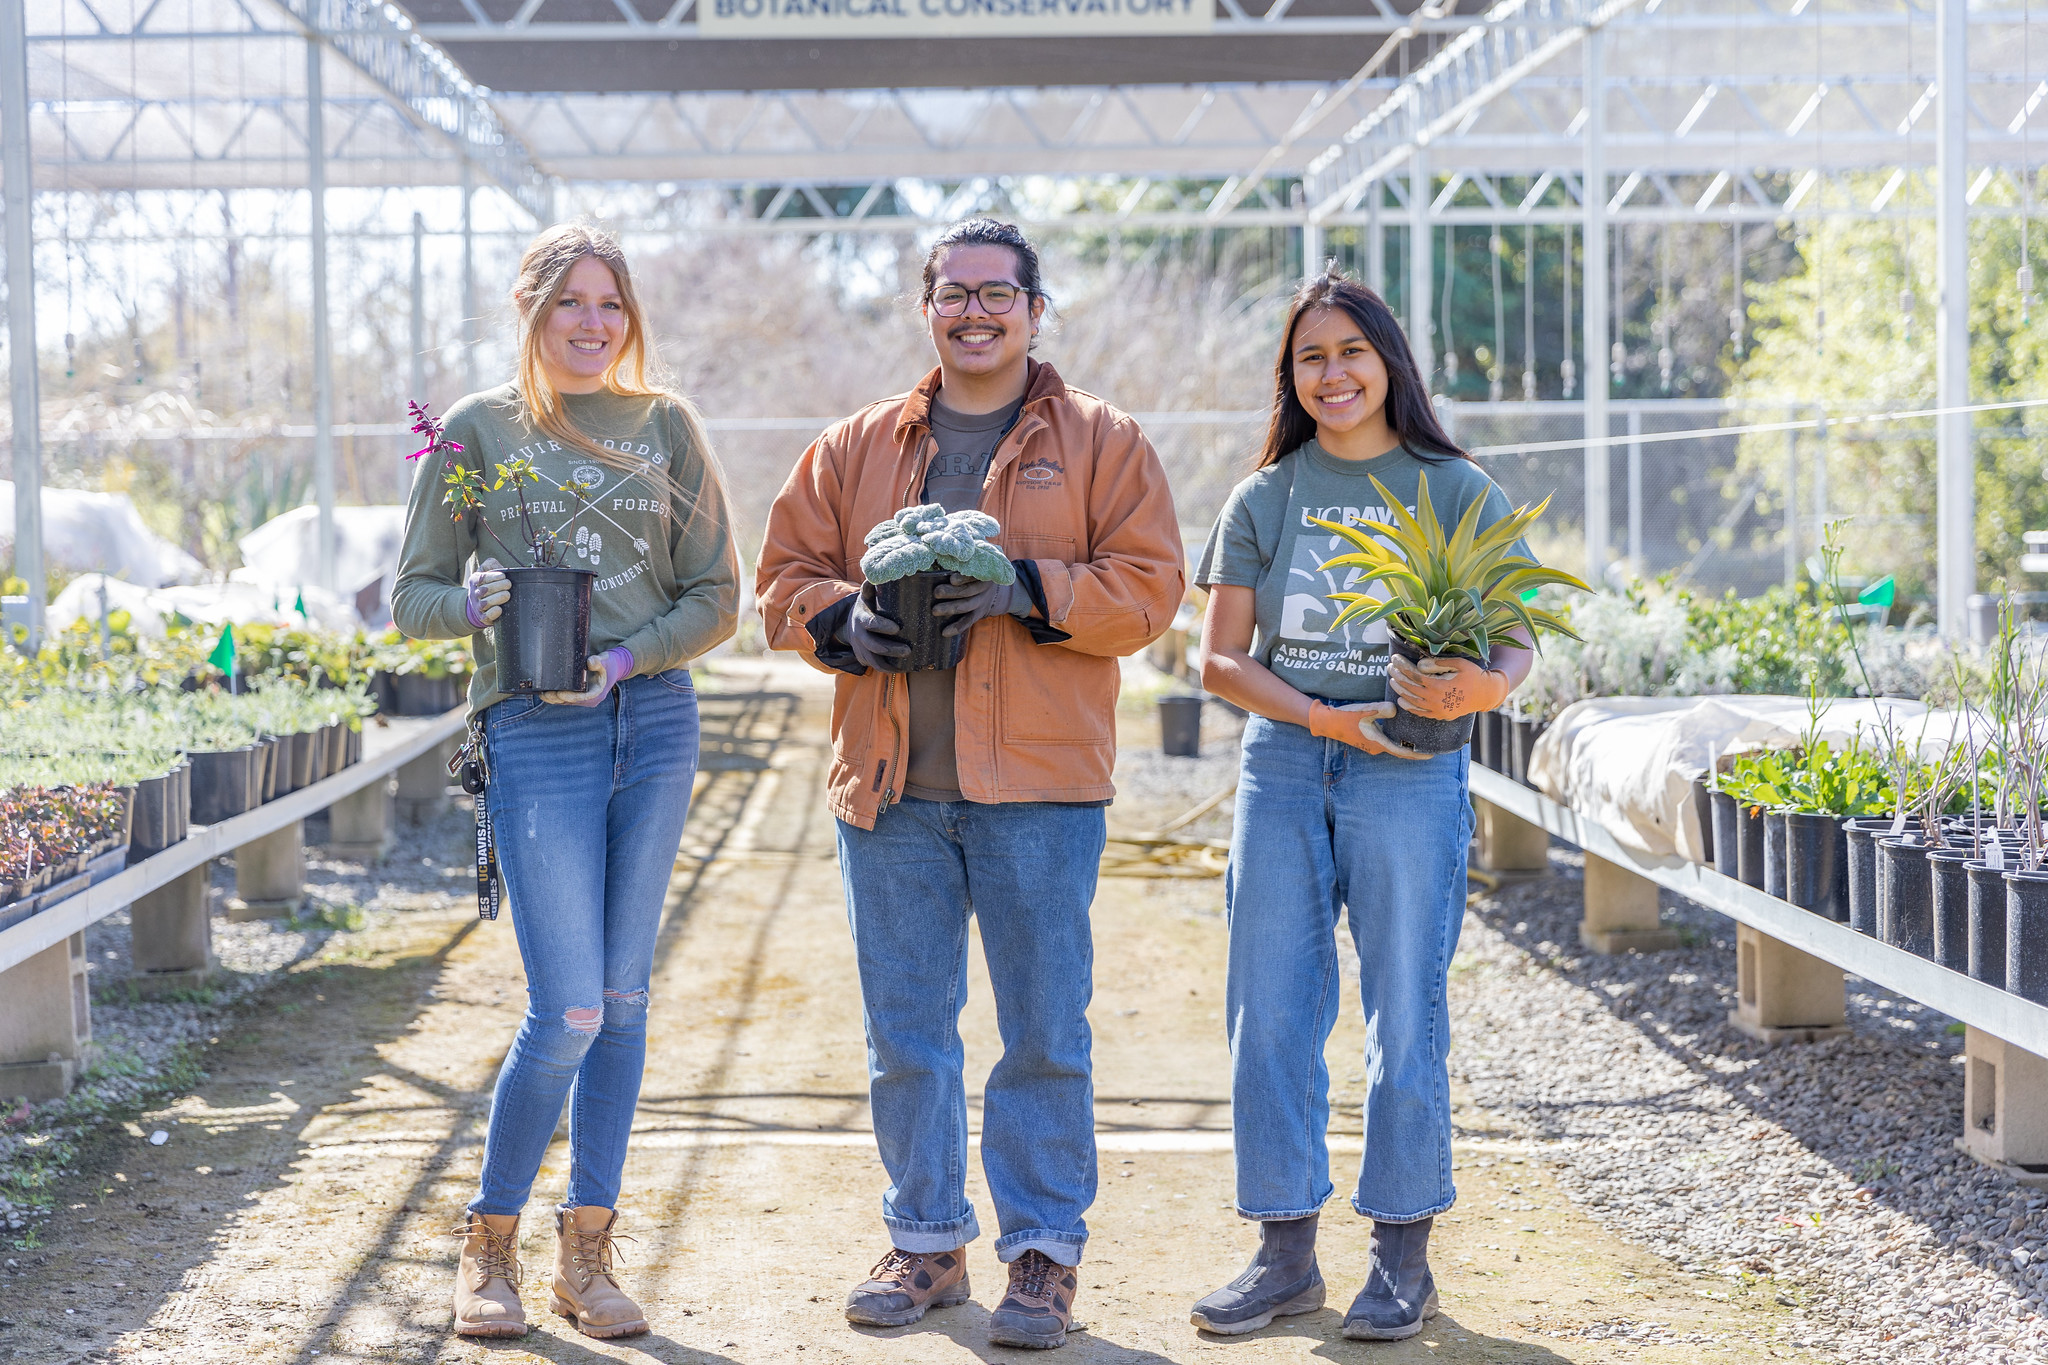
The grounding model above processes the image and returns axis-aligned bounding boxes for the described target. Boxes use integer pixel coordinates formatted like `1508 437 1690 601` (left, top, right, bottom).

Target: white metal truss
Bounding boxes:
21 0 548 210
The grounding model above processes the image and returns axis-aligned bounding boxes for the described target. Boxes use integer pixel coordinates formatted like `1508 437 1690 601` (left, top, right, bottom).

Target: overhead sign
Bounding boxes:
698 0 1213 40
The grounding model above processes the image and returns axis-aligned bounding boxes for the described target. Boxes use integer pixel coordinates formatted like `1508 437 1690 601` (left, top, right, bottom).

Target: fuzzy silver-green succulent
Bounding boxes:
860 504 1016 585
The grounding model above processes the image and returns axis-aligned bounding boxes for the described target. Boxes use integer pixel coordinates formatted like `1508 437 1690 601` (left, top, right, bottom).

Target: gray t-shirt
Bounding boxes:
1194 440 1526 704
903 395 1024 802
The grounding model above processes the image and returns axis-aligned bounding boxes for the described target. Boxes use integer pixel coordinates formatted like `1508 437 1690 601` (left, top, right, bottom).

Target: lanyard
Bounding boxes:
451 713 501 920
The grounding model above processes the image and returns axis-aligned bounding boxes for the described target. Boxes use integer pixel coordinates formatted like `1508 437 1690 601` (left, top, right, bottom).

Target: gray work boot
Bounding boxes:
1341 1217 1438 1341
1189 1213 1324 1335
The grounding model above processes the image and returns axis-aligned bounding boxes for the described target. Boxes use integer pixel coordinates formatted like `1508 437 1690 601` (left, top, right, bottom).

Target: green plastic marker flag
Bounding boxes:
294 589 307 617
1858 576 1896 609
1520 587 1541 603
208 623 236 675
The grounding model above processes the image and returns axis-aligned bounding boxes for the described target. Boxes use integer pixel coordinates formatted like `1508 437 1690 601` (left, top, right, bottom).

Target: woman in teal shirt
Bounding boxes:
1190 270 1534 1341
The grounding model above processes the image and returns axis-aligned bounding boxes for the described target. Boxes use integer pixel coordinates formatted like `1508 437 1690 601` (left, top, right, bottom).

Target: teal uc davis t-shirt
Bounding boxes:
1194 440 1529 704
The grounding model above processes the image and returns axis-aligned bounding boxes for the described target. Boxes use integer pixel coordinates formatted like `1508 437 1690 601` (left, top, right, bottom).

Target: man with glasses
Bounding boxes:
757 218 1183 1350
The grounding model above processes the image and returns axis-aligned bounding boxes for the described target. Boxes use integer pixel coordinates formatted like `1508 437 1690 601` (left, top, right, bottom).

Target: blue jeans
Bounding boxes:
834 798 1107 1267
468 670 701 1216
1224 713 1474 1224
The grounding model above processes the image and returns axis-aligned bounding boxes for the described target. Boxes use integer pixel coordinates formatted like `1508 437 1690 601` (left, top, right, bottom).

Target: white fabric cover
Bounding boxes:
47 573 359 637
1524 694 1953 864
0 481 205 587
235 504 405 597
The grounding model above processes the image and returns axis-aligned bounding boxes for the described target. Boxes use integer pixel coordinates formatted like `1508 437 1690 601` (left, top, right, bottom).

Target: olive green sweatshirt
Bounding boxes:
392 384 739 716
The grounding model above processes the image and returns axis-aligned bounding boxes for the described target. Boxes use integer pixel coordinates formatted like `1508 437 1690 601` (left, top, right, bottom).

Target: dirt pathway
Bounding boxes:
1 665 1813 1364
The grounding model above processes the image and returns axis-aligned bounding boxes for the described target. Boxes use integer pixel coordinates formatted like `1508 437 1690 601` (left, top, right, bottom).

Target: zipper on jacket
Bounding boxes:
875 674 899 813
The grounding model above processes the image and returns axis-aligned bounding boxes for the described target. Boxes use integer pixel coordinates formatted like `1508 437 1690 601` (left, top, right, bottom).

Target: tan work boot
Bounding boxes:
987 1249 1079 1349
844 1247 972 1327
448 1211 527 1337
550 1206 650 1339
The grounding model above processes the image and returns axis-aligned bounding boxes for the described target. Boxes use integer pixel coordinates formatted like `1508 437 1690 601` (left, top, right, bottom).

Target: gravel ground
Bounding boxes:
0 796 478 1247
1452 844 2047 1365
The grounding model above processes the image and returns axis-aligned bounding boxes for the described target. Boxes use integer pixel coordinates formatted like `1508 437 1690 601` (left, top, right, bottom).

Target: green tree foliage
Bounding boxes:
1726 177 2047 600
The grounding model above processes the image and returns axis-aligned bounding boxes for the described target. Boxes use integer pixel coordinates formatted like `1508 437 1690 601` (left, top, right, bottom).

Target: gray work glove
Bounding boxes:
930 573 1018 638
840 586 912 673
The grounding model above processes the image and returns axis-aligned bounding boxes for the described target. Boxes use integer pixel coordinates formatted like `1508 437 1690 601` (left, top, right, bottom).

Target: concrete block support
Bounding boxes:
1580 852 1679 953
396 738 457 825
1728 922 1849 1044
230 821 304 921
1958 1027 2048 1185
0 933 91 1101
129 865 215 995
1474 797 1550 874
327 774 395 862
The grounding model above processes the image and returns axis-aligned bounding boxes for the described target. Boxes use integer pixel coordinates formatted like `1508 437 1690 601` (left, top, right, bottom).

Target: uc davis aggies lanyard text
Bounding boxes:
452 715 501 920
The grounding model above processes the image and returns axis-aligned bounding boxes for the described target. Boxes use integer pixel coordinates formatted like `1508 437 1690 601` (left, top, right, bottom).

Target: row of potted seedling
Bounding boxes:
0 783 134 933
1470 709 1548 787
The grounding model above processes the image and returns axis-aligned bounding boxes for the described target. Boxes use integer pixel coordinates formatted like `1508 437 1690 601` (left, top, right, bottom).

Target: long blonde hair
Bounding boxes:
510 222 712 508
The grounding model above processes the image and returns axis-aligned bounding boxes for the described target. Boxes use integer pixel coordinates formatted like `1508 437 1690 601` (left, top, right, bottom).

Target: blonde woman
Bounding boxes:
393 223 738 1341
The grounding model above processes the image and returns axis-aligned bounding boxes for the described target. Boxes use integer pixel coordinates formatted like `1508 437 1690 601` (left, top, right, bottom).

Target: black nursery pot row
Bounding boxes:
182 720 365 826
1690 777 2048 1007
1469 710 1548 787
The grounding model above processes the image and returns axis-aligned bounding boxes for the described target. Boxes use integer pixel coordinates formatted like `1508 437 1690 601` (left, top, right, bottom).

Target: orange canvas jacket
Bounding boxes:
755 361 1185 830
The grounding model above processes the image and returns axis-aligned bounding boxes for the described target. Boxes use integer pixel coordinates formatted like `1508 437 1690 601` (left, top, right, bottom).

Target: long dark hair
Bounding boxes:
1254 267 1467 470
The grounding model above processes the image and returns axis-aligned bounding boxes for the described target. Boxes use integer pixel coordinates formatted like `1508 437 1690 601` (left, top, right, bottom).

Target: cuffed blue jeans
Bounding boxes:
468 670 700 1216
1224 713 1474 1225
835 798 1106 1267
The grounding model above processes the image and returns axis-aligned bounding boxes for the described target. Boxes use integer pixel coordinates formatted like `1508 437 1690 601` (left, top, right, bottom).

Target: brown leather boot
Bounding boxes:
987 1249 1079 1350
550 1206 649 1339
448 1212 527 1337
844 1247 972 1327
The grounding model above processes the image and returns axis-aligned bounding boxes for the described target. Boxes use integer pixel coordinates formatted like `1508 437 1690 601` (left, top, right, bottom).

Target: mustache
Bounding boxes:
947 321 1010 337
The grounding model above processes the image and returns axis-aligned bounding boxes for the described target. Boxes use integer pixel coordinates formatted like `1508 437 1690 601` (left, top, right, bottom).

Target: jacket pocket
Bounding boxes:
997 640 1116 746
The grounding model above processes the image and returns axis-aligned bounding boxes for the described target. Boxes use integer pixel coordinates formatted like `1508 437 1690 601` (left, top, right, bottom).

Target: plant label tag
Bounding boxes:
1889 806 1909 837
1989 838 2005 870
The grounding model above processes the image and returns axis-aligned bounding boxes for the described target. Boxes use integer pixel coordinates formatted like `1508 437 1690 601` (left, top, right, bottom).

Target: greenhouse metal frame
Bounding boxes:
1 0 2039 637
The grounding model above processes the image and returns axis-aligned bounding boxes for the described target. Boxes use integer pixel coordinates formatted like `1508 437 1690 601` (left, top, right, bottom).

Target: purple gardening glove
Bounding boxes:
464 559 510 629
542 647 633 707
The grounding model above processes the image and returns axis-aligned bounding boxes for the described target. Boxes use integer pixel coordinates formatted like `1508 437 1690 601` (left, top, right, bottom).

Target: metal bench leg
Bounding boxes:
1727 922 1848 1043
0 934 91 1101
1580 852 1679 953
1958 1027 2048 1187
129 865 215 996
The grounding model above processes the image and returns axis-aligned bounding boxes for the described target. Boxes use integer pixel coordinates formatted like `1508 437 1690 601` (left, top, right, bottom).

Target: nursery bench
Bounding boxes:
1470 767 2048 1186
0 709 466 1102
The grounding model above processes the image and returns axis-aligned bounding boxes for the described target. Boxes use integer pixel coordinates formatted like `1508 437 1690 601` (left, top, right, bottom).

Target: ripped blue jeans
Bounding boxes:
468 670 700 1216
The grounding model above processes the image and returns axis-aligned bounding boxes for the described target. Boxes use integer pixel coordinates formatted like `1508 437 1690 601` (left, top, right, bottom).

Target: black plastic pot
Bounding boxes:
189 746 259 825
1967 860 2009 986
1711 791 1741 878
1878 836 1935 957
1159 695 1202 757
169 760 190 844
1783 811 1847 920
2005 868 2048 1003
128 773 173 860
1734 803 1767 889
309 725 333 784
1505 719 1530 783
1762 811 1788 899
1477 711 1503 771
293 729 320 792
1379 640 1479 755
391 671 461 715
346 724 363 767
1928 847 1973 971
371 669 397 716
1692 778 1717 866
257 737 280 803
1843 818 1893 936
870 572 967 673
494 566 596 692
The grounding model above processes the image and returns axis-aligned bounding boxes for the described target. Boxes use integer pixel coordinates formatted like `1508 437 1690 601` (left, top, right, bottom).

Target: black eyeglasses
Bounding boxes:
929 282 1025 316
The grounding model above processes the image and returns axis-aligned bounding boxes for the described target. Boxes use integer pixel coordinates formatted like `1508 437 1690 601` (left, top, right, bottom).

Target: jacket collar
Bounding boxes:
894 359 1068 442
